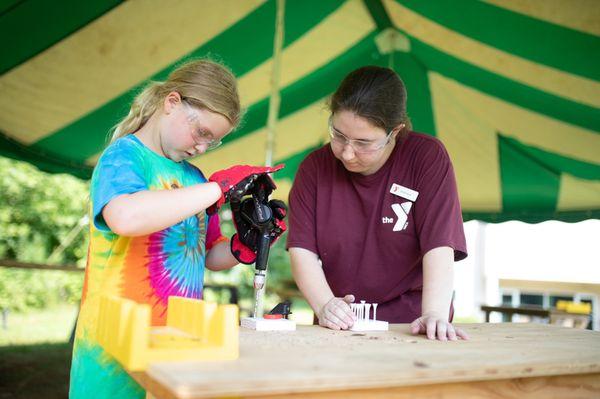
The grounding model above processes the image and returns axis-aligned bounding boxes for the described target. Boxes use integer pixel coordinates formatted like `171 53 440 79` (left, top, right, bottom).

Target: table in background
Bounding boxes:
481 304 590 328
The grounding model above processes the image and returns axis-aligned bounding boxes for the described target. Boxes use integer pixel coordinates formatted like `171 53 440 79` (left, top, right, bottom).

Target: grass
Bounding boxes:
0 305 78 399
0 342 72 399
0 305 79 347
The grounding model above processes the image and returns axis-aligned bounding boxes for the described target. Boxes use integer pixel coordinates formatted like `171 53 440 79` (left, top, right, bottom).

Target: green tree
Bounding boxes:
0 157 88 312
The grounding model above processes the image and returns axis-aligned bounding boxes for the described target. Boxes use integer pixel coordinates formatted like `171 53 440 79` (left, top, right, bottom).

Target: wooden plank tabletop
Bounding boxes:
137 323 600 398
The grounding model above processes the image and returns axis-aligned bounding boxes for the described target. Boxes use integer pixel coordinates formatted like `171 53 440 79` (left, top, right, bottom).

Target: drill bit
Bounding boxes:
253 270 266 318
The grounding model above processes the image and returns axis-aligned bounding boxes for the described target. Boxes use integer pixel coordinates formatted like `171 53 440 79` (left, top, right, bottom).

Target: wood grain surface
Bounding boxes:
137 323 600 398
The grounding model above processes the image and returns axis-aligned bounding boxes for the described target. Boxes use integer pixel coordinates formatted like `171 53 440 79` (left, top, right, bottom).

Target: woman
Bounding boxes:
287 66 468 341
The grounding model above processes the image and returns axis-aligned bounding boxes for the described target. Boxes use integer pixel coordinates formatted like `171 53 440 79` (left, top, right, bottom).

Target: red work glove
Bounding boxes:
230 197 287 264
207 164 284 215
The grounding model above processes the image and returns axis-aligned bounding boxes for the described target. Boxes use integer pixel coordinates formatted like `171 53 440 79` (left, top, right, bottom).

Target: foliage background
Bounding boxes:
0 157 88 312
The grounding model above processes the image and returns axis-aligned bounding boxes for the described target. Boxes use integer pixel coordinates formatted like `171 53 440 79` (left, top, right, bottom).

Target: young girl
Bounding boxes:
69 60 281 398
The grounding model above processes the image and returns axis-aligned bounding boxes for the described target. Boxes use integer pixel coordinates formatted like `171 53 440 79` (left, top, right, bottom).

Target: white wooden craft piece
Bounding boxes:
241 317 296 331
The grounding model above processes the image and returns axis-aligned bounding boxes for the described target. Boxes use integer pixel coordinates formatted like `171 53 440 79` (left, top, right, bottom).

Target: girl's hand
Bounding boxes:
410 312 469 341
207 164 284 214
230 198 287 264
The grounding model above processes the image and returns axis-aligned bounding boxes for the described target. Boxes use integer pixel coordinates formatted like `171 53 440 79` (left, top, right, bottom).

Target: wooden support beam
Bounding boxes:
0 258 83 272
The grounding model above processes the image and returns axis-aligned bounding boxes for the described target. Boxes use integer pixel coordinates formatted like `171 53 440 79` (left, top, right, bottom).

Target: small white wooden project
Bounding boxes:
349 301 388 331
241 317 296 331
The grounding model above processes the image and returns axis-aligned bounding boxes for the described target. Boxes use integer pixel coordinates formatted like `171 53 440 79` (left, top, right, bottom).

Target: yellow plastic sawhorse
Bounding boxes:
97 295 239 371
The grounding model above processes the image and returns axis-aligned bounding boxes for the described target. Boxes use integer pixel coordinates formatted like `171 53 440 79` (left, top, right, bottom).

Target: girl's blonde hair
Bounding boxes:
111 59 241 142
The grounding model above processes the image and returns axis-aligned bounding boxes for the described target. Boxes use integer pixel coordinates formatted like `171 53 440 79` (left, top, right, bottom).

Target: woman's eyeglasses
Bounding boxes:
328 119 394 154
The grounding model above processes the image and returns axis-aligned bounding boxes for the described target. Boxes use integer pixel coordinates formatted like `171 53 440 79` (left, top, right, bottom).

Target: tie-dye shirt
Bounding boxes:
69 135 225 399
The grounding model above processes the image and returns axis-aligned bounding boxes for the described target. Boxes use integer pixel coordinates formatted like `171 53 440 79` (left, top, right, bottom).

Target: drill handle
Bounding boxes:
255 231 271 272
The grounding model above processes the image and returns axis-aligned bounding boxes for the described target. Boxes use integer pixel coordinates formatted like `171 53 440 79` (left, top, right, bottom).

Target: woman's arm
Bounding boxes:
102 182 221 236
290 247 355 330
422 246 455 319
205 240 239 271
410 246 469 340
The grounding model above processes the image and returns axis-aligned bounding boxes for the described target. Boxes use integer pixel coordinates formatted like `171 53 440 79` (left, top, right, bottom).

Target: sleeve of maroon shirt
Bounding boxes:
412 138 468 261
286 154 319 255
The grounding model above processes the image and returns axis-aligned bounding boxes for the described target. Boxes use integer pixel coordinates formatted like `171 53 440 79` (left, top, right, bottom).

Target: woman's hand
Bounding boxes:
410 312 469 341
317 295 356 330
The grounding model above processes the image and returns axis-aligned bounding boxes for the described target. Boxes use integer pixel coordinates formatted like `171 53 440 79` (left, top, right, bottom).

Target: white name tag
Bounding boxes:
390 183 419 202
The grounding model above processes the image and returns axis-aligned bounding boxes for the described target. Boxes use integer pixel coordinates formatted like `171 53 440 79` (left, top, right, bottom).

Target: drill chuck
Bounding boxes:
253 270 266 290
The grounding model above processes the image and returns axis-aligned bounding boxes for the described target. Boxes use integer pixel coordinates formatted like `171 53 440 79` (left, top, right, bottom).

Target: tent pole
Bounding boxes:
265 0 285 167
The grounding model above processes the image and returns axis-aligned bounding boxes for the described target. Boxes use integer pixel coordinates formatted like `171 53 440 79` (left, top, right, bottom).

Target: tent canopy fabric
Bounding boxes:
1 0 599 223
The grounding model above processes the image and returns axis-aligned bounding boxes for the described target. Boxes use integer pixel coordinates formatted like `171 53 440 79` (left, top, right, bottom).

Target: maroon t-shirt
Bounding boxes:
287 131 467 323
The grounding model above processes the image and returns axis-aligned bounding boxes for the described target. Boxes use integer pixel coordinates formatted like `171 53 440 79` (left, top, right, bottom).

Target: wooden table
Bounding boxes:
132 323 600 398
481 305 591 328
481 304 551 322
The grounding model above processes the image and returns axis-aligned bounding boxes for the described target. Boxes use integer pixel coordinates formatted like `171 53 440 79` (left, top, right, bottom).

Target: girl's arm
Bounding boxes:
290 247 355 330
102 182 221 236
410 246 469 340
205 240 239 271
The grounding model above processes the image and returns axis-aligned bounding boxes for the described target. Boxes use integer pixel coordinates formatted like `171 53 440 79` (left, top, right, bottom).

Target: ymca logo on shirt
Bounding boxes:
382 202 412 231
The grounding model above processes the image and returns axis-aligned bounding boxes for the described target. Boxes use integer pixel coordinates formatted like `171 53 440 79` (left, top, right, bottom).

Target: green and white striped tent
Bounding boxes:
1 0 599 222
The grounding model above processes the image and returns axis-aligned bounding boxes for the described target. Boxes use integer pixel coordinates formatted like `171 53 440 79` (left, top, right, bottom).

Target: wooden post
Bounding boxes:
0 258 83 272
265 0 285 167
2 308 7 330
